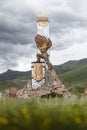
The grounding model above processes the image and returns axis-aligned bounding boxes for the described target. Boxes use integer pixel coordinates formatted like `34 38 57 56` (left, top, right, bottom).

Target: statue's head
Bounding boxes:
35 34 46 44
35 34 52 49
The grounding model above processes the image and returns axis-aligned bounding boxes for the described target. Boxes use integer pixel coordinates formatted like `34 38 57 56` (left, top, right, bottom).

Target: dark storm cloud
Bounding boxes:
0 0 87 73
0 42 36 71
2 56 18 69
0 0 86 46
0 0 36 45
0 43 18 70
48 10 87 51
0 0 37 72
50 11 87 34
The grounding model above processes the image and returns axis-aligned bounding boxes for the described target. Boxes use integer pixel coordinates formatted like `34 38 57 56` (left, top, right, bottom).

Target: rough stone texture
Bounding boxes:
45 69 53 87
16 67 67 99
8 87 18 98
35 34 52 70
82 88 87 97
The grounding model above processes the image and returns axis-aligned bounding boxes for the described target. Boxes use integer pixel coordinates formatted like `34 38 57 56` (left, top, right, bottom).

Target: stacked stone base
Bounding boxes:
16 68 67 99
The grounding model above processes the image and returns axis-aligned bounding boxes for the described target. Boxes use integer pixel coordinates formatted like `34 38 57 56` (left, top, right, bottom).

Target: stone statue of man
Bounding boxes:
35 34 52 70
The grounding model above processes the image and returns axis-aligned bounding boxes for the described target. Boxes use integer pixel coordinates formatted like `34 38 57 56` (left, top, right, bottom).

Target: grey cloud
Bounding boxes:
0 0 87 73
0 43 35 59
0 0 36 45
0 42 36 72
0 0 87 46
0 43 18 70
50 12 87 34
2 57 18 69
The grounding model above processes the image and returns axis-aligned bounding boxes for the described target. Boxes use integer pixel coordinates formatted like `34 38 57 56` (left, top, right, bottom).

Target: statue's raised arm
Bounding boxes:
35 34 52 70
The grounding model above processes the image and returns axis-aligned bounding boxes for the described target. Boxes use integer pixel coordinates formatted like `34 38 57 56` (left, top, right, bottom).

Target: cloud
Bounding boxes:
0 0 36 45
50 42 87 65
0 0 87 73
51 27 87 51
0 43 37 72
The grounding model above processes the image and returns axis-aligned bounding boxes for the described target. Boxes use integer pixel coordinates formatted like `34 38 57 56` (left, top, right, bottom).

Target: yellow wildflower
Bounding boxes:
66 107 71 112
12 118 18 124
41 117 51 130
21 108 30 119
0 117 8 125
75 117 82 124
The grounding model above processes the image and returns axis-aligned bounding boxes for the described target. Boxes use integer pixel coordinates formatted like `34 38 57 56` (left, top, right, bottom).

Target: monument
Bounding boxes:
16 14 67 98
32 14 53 89
31 14 66 94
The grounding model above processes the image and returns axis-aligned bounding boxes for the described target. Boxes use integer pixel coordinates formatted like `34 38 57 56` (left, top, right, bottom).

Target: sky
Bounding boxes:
0 0 87 73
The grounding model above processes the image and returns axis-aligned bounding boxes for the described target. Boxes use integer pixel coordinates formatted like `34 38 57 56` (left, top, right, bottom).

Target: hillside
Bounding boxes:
59 65 87 84
59 64 87 94
54 58 87 74
0 69 31 82
0 79 29 91
0 58 87 92
0 58 87 82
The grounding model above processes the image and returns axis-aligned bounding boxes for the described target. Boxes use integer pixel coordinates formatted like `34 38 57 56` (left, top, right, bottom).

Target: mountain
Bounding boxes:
52 58 87 94
0 58 87 82
0 69 31 91
59 64 87 84
54 58 87 74
0 69 31 82
0 58 87 93
58 60 87 94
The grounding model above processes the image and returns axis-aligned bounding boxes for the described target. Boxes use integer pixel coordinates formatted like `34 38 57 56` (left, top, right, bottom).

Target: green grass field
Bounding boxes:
0 97 87 130
59 65 87 83
59 65 87 95
0 79 28 91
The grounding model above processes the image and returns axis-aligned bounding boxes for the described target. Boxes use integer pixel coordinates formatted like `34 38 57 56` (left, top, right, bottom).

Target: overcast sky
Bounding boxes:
0 0 87 73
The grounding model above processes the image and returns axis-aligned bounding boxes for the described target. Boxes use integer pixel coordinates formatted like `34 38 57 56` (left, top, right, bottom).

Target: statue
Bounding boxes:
35 34 53 70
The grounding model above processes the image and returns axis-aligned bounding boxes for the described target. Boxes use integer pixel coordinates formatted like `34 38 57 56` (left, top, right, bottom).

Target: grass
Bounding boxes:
0 97 87 130
0 79 28 91
59 65 87 95
59 65 87 83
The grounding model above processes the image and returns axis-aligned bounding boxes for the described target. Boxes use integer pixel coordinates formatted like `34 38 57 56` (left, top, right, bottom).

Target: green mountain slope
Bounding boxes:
59 65 87 83
59 65 87 94
0 58 87 93
0 79 29 91
54 58 87 74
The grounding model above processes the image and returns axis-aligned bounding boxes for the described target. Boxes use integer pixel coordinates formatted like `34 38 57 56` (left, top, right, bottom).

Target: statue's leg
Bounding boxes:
37 53 52 70
36 53 44 62
44 57 53 70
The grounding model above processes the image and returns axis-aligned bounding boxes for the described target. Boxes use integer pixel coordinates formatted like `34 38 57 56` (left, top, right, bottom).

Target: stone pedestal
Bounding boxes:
31 62 45 89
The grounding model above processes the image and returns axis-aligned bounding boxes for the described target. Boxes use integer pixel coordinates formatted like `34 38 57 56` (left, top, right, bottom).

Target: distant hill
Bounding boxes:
0 58 87 92
0 58 87 82
0 69 31 82
59 64 87 84
59 61 87 94
54 58 87 74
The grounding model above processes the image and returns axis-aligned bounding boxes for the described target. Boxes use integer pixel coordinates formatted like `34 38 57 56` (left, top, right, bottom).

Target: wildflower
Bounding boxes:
75 117 82 124
21 108 30 119
66 107 71 112
41 117 51 130
12 118 18 124
0 117 8 125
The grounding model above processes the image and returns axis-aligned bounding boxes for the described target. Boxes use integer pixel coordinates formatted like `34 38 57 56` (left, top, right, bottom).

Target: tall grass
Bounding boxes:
0 97 87 130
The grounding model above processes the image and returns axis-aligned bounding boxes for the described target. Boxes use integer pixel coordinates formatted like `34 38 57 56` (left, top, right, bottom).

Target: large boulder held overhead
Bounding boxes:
35 34 52 70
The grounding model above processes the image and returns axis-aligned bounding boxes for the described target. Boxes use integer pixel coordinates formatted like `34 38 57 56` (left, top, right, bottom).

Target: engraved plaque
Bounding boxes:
33 63 44 81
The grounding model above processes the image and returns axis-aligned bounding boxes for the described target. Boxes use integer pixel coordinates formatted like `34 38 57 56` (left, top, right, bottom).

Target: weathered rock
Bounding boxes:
16 68 67 99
